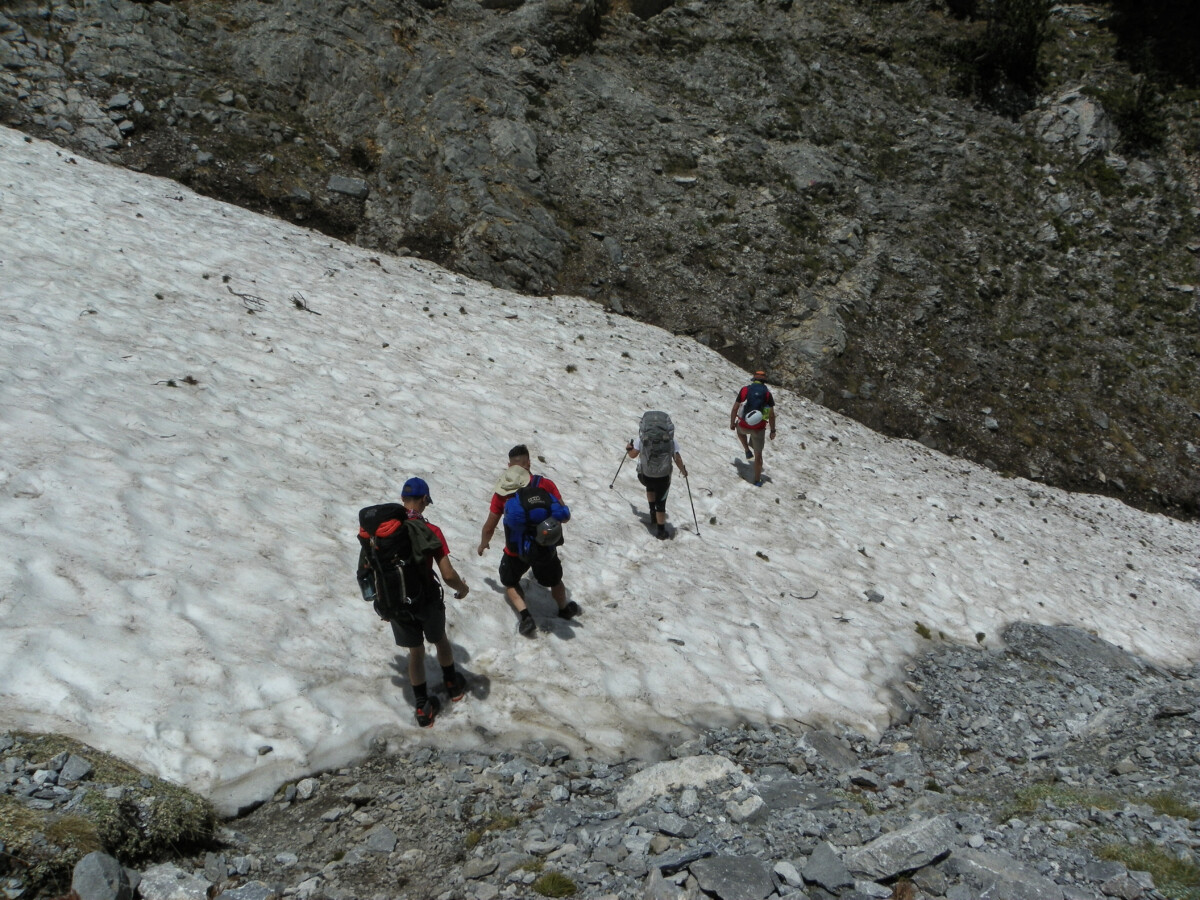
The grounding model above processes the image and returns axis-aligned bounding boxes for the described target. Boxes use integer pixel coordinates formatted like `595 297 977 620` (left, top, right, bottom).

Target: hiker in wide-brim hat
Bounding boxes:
477 444 580 635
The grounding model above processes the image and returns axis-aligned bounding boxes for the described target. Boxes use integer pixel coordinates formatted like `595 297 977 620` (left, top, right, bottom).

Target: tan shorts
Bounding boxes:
737 426 766 453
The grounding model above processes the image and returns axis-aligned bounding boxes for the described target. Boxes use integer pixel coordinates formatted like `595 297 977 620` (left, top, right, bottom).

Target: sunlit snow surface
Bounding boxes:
1 127 1197 814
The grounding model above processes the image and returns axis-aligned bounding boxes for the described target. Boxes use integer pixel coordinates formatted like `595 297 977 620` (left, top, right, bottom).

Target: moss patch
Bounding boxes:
1 733 216 897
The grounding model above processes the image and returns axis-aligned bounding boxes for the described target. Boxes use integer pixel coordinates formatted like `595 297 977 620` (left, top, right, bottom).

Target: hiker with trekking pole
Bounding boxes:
624 411 693 540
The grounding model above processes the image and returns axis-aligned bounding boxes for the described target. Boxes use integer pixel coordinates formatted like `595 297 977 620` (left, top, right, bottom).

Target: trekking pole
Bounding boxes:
685 473 700 537
608 441 631 489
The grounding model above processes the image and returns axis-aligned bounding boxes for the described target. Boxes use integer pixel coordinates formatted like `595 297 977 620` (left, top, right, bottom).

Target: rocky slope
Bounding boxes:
1 0 1198 516
8 624 1200 900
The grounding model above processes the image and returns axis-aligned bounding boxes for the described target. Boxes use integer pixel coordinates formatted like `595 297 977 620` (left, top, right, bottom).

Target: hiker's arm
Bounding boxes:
477 511 501 556
768 407 777 439
437 556 470 599
626 439 639 459
674 452 688 478
729 399 741 430
552 498 571 524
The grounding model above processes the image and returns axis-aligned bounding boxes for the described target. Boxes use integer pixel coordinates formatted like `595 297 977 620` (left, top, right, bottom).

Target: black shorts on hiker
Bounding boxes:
499 550 563 589
637 472 672 499
389 598 447 648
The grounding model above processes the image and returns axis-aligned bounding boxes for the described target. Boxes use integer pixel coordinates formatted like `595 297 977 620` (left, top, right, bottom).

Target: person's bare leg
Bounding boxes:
408 644 427 687
432 636 454 667
506 585 527 613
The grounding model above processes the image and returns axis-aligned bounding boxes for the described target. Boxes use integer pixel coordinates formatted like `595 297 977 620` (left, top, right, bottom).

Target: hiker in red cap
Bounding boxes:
730 370 777 486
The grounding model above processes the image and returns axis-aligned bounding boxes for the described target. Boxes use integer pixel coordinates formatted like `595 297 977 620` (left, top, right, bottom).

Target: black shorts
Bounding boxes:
637 472 672 498
499 549 563 589
389 597 447 648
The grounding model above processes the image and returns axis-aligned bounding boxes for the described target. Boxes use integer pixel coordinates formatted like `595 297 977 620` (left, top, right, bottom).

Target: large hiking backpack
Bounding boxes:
638 411 675 478
742 382 769 421
506 479 564 561
356 503 442 618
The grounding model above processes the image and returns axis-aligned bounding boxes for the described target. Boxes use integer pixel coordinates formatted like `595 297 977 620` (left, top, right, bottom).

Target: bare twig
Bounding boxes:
291 292 321 315
226 284 266 312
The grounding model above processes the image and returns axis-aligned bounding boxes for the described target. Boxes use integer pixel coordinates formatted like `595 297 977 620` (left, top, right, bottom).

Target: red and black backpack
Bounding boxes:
356 503 441 617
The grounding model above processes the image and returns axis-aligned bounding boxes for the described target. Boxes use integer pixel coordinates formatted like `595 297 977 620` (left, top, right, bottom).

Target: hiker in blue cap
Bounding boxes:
396 477 470 727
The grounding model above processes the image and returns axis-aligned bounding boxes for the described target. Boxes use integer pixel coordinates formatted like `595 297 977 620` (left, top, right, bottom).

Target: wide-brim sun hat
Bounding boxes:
494 464 532 496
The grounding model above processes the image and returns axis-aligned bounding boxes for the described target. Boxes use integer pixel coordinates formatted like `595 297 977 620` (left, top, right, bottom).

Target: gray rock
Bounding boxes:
215 883 280 900
60 753 94 782
689 856 775 900
464 857 498 879
642 867 686 900
802 842 854 891
843 815 958 879
72 852 132 900
941 848 1065 900
363 824 398 853
774 860 803 887
137 864 211 900
649 845 714 876
1034 90 1118 159
617 755 744 811
327 175 370 199
802 731 860 772
726 794 766 823
757 779 839 812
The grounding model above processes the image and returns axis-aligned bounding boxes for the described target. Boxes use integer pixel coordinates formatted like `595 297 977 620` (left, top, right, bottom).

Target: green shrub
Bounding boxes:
963 0 1052 115
533 871 577 897
1098 842 1200 900
1147 791 1199 820
1107 0 1200 87
1094 79 1167 154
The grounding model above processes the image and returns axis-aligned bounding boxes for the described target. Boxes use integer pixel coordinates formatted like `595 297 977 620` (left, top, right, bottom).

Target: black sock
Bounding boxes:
441 664 457 683
413 682 428 702
520 608 533 619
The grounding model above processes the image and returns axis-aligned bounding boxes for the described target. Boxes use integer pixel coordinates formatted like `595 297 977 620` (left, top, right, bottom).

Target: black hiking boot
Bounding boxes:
518 610 536 637
444 671 468 703
558 600 581 620
415 695 441 728
656 524 668 540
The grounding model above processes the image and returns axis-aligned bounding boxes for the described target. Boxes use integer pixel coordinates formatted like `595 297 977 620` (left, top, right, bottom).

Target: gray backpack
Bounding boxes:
638 411 675 478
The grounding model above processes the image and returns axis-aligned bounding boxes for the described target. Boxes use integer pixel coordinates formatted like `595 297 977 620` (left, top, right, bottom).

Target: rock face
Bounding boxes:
1 0 1198 518
7 624 1200 900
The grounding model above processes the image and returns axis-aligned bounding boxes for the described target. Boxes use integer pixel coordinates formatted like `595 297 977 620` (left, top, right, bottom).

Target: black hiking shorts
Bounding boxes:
499 549 563 590
389 597 447 648
636 472 671 499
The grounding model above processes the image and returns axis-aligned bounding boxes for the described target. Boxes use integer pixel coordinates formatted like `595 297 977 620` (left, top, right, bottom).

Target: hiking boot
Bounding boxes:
558 600 581 620
744 448 753 460
518 611 537 637
444 672 468 703
753 478 764 487
415 695 441 728
656 524 668 540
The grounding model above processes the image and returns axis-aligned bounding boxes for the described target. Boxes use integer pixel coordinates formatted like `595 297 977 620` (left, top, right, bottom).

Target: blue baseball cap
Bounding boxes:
401 477 432 503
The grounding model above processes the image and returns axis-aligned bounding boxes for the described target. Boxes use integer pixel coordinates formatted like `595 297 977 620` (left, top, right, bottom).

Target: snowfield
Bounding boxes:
1 126 1197 815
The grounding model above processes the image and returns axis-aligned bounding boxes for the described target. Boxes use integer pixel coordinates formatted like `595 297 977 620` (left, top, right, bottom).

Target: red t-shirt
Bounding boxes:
736 384 774 431
489 475 561 556
406 511 448 580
